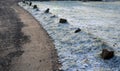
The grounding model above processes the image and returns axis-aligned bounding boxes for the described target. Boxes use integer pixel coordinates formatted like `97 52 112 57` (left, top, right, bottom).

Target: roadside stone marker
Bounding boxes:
101 49 114 60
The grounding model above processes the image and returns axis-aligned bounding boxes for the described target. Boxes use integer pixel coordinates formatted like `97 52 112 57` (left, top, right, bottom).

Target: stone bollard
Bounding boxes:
29 2 32 6
59 18 68 23
44 8 50 13
33 5 38 9
101 49 114 60
33 5 39 11
74 28 81 33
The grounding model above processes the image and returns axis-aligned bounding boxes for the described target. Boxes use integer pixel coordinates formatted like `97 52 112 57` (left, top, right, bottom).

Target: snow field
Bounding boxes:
19 1 120 71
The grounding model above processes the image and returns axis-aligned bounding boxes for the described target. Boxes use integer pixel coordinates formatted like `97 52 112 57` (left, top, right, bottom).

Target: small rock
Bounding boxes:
74 28 81 33
39 60 42 62
59 18 67 23
33 5 38 9
101 49 114 60
44 8 49 13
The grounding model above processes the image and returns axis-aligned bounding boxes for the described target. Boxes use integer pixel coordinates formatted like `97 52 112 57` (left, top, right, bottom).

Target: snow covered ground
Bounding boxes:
19 1 120 71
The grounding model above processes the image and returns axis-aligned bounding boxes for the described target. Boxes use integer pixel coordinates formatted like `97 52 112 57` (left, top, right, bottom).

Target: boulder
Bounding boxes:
101 49 114 60
59 18 67 23
44 8 49 13
74 28 81 33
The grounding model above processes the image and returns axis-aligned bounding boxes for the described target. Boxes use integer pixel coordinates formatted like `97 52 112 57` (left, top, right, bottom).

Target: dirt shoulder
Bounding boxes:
9 3 60 71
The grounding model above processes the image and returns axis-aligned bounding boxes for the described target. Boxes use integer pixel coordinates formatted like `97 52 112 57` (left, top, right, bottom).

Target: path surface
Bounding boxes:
10 4 59 71
0 0 59 71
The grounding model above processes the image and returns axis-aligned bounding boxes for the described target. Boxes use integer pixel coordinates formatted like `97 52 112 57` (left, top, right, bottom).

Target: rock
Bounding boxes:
101 49 114 60
33 5 38 9
59 18 67 23
44 8 50 13
74 28 81 33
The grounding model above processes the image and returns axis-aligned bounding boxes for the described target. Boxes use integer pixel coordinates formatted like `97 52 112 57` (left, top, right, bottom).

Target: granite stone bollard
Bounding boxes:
44 8 49 13
59 18 68 23
33 5 38 9
29 2 32 6
101 49 114 60
74 28 81 33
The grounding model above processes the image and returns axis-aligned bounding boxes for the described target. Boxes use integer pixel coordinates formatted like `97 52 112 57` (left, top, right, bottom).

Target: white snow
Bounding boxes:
19 1 120 71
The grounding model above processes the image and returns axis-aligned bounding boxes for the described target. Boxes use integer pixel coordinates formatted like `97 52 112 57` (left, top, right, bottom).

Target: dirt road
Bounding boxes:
0 0 59 71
